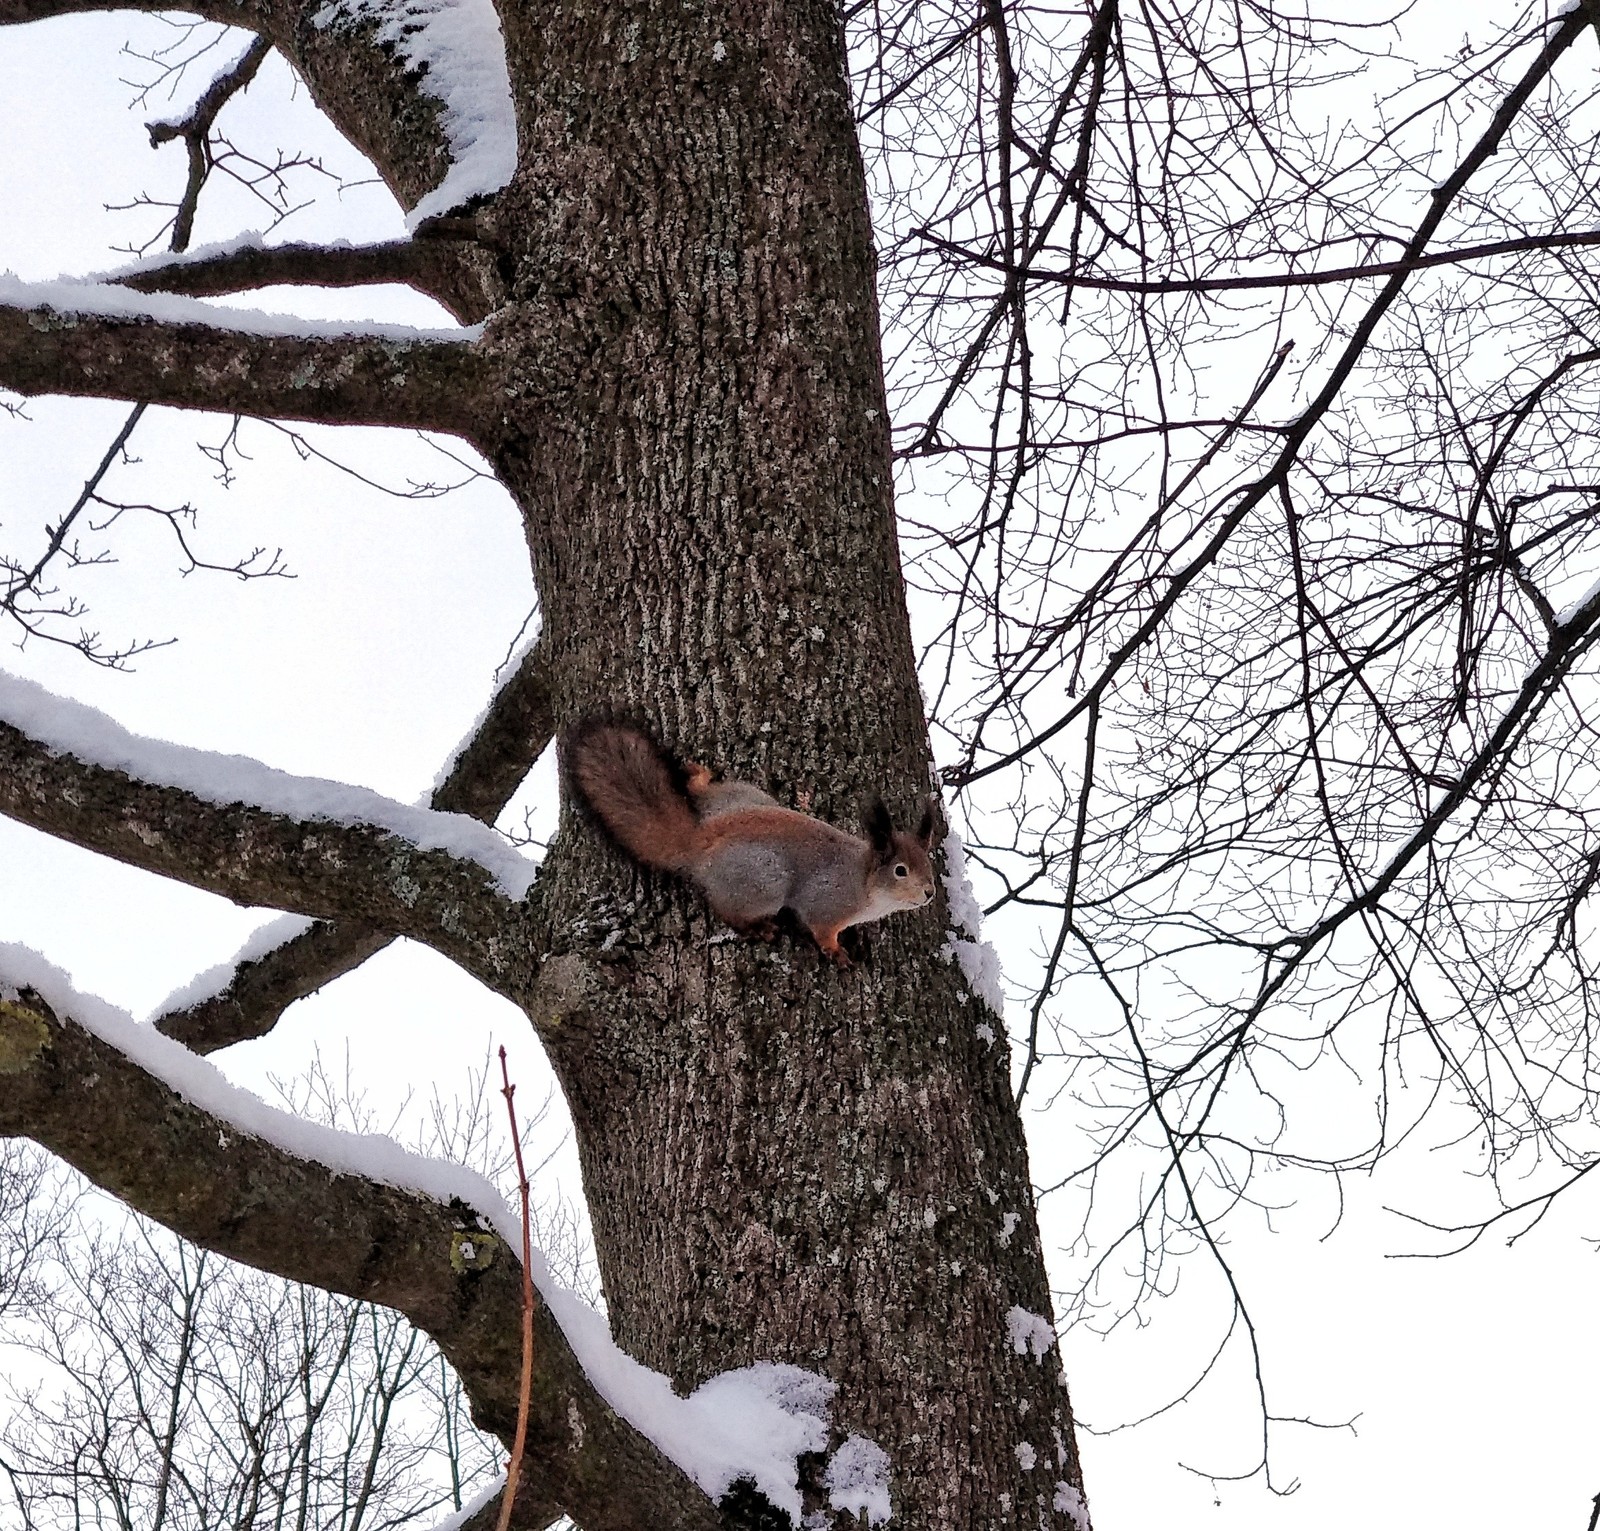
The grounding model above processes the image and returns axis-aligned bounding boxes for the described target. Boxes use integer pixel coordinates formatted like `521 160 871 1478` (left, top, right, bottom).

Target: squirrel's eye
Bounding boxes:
894 864 908 878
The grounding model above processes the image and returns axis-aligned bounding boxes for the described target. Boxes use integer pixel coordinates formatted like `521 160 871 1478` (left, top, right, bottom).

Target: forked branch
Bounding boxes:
157 637 556 1051
146 35 273 253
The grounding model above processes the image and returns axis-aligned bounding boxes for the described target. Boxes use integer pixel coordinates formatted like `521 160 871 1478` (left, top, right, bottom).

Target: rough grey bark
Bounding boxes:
119 234 502 325
0 0 1090 1525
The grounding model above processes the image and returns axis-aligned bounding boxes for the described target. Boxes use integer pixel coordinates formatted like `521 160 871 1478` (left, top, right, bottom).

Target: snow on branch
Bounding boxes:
102 234 493 321
0 272 480 344
0 948 889 1529
0 667 534 978
154 635 556 1051
0 940 523 1209
0 668 535 894
0 275 491 432
0 0 257 24
311 0 517 228
429 626 555 817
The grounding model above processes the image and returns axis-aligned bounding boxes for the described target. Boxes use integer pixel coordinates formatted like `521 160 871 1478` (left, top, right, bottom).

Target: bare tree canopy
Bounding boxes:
4 0 1600 1525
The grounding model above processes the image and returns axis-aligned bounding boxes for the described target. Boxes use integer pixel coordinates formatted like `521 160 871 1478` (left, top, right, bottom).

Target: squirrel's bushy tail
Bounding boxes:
568 722 702 872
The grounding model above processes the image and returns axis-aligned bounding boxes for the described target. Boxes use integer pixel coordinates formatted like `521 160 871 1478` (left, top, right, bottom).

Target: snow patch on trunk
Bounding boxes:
939 830 1005 1015
1054 1479 1091 1530
1005 1304 1056 1361
824 1433 892 1524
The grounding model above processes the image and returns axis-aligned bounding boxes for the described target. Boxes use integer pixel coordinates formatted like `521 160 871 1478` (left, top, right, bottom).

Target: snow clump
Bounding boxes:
1005 1305 1057 1361
823 1433 893 1525
312 0 518 227
939 830 1006 1015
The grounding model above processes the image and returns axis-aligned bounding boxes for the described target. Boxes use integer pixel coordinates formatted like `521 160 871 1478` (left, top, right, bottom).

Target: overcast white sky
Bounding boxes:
0 9 1594 1530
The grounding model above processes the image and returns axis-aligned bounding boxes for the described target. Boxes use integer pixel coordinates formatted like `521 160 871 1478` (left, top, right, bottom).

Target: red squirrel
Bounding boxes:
568 722 938 967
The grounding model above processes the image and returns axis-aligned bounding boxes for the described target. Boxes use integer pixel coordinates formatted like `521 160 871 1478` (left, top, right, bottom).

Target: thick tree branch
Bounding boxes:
159 639 556 1051
0 0 456 212
0 672 531 993
0 0 513 315
0 983 726 1531
113 238 500 324
431 640 558 822
156 919 394 1052
0 282 493 434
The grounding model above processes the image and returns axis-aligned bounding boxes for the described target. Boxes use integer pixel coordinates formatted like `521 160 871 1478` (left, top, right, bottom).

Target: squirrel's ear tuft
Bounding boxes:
916 797 938 849
864 797 896 859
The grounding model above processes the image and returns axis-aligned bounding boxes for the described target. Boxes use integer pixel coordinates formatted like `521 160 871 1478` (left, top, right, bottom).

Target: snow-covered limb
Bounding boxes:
0 668 533 989
155 916 395 1053
429 630 557 821
0 0 253 22
154 636 556 1051
0 275 491 434
311 0 517 229
0 949 887 1530
106 235 500 325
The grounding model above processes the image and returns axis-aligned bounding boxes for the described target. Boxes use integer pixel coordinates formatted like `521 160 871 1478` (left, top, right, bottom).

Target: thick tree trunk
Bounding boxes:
472 0 1088 1523
0 0 1091 1519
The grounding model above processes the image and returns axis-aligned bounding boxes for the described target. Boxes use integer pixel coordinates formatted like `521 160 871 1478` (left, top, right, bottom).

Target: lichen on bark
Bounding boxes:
0 996 51 1073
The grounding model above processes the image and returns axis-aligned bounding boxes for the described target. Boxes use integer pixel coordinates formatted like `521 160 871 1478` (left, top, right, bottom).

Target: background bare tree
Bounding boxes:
843 0 1600 1466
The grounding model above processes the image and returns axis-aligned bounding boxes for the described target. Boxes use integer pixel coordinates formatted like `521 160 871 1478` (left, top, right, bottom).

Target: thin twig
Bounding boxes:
495 1047 537 1531
146 35 271 253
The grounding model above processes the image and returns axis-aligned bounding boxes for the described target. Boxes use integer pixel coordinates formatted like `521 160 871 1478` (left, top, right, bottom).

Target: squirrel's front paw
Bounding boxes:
809 924 854 969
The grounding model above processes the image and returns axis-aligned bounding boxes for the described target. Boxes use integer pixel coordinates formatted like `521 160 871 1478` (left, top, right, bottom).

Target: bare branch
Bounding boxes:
158 639 556 1051
0 985 727 1531
0 284 493 435
0 403 159 667
146 35 273 254
949 5 1594 788
919 226 1600 296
